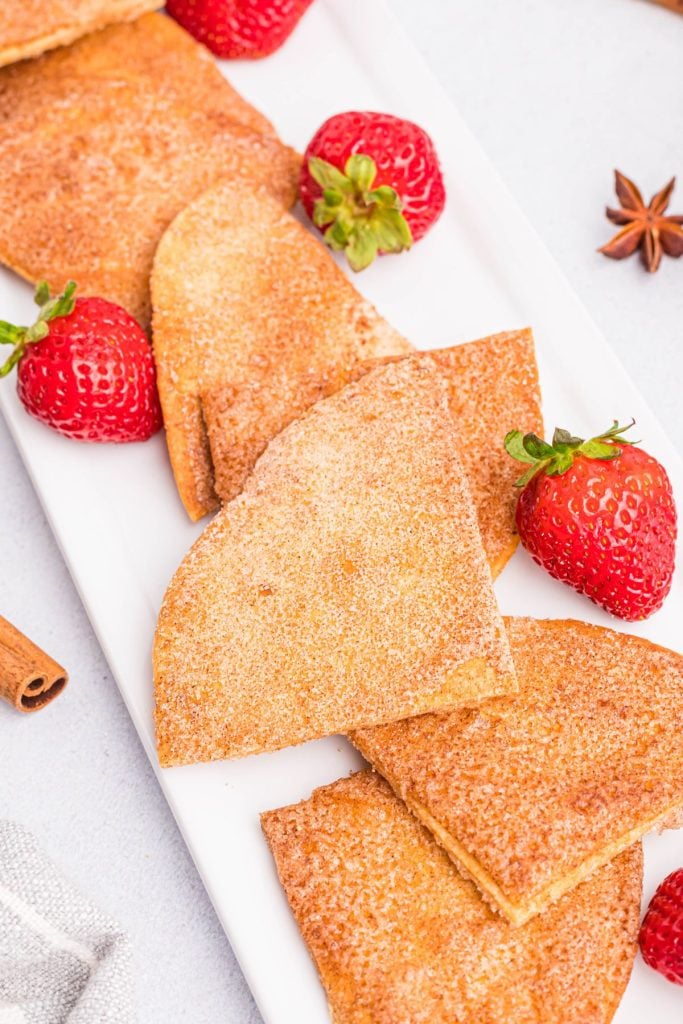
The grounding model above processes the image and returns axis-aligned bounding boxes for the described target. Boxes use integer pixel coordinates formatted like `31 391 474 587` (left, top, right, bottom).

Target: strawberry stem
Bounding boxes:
309 153 412 271
0 281 76 378
504 419 637 487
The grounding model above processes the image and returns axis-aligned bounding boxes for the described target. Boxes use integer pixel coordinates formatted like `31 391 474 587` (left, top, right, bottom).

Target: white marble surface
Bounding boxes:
0 1 681 1020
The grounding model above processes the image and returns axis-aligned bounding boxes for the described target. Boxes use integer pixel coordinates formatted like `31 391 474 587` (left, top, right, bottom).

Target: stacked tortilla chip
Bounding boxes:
151 187 548 764
262 772 643 1024
149 172 683 1021
0 13 299 327
261 617 682 1021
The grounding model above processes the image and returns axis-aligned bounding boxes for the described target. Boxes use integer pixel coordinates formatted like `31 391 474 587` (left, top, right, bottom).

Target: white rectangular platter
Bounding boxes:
1 2 682 1020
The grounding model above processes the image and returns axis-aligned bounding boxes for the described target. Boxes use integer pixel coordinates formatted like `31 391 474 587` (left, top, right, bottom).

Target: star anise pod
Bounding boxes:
599 170 683 272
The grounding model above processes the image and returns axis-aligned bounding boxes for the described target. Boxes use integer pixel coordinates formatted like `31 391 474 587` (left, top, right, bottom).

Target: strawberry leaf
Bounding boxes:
313 199 341 228
346 228 379 272
308 157 353 194
504 430 536 464
34 281 51 306
595 419 637 445
323 220 350 251
552 427 583 448
523 434 555 460
0 320 25 346
0 345 26 378
579 439 622 460
370 208 413 254
345 154 376 191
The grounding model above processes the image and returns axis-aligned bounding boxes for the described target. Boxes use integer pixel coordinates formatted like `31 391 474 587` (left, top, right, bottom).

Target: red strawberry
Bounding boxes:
0 282 162 443
300 111 446 271
165 0 314 59
639 868 683 985
504 420 677 620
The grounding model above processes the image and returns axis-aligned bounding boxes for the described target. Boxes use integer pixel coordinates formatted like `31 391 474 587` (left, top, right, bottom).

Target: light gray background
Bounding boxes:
1 0 681 1019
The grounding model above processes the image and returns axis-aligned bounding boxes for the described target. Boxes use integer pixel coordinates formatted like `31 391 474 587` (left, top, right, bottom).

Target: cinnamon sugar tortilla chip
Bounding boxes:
151 180 411 521
153 358 516 766
350 329 543 577
433 330 541 576
0 14 300 328
262 771 642 1024
353 617 683 925
0 0 160 67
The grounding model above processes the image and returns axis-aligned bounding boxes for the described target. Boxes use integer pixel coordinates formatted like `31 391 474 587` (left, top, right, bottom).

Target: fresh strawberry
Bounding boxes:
0 282 162 442
165 0 315 59
300 111 446 271
504 420 677 620
639 868 683 985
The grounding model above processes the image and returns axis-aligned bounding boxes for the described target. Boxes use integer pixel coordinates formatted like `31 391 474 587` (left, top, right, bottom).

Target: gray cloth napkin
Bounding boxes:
0 822 134 1024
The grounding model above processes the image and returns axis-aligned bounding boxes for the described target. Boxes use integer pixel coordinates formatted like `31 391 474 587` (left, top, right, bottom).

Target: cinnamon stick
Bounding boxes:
647 0 683 12
0 616 68 712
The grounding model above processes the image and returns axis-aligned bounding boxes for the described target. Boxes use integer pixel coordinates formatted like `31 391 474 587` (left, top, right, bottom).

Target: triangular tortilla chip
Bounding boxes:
351 329 542 576
0 14 300 327
0 0 160 67
151 180 411 521
262 771 642 1024
353 617 683 924
417 332 542 576
154 358 516 766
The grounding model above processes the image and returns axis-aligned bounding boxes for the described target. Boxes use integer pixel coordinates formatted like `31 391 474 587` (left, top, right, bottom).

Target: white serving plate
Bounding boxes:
1 1 682 1020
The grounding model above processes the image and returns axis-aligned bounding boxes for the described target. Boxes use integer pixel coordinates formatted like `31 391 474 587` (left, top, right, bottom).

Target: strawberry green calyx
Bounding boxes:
0 281 76 377
309 153 413 272
504 419 637 487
